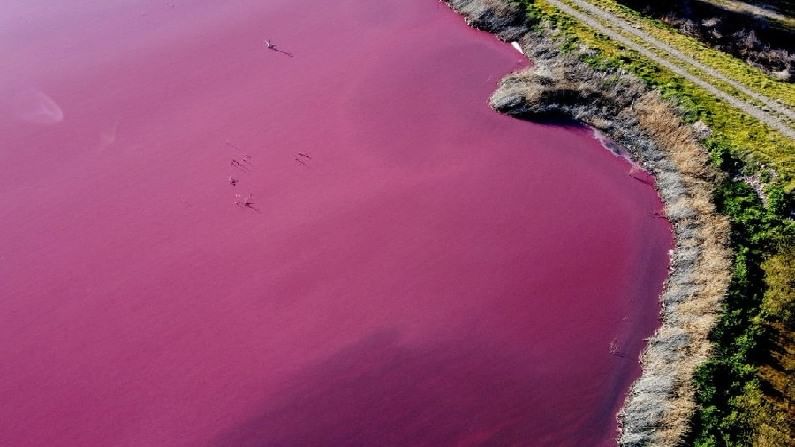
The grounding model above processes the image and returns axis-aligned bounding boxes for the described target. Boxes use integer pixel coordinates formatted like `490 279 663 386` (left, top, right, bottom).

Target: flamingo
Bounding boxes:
243 193 254 208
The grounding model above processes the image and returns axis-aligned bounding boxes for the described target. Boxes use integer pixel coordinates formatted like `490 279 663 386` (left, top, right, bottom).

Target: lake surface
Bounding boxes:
0 0 672 445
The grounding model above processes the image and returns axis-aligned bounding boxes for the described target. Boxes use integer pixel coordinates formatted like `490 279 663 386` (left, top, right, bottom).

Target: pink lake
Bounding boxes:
0 0 672 445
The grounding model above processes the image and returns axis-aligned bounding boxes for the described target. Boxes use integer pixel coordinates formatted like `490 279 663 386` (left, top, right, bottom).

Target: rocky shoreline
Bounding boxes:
443 1 732 445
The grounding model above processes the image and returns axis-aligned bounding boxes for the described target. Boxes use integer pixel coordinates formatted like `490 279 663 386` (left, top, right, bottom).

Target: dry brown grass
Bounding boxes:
755 324 795 446
627 94 732 446
753 248 795 446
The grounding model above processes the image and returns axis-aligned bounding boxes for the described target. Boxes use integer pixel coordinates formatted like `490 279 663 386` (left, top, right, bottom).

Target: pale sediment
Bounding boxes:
443 1 732 445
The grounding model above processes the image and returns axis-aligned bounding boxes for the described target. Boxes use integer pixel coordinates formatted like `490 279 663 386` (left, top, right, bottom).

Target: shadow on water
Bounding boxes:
508 112 583 129
210 329 619 447
210 330 557 447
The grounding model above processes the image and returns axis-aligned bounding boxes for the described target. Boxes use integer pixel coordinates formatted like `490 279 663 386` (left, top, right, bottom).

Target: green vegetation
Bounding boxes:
614 0 795 83
512 0 794 444
689 146 794 446
530 0 795 190
584 0 795 106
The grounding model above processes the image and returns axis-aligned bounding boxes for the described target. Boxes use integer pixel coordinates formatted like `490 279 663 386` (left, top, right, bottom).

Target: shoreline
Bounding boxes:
443 1 732 445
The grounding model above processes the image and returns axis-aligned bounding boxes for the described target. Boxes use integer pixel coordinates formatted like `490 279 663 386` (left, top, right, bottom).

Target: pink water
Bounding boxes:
0 0 672 445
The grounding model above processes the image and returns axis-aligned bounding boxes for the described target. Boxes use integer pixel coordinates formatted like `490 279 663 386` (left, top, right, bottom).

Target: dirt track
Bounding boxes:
696 0 795 29
545 0 795 139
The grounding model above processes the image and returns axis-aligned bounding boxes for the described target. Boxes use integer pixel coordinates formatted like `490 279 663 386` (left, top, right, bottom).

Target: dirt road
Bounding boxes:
545 0 795 139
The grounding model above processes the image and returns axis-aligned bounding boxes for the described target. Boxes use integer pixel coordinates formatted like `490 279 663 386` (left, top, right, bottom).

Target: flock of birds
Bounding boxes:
226 140 313 211
224 37 299 211
226 141 256 210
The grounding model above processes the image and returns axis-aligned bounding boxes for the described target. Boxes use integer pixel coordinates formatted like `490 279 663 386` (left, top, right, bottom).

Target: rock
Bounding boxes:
692 120 712 140
445 0 530 41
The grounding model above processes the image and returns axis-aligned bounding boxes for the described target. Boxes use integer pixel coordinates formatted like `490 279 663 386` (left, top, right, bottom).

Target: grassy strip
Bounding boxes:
585 0 795 107
551 0 795 128
517 1 794 444
531 0 795 190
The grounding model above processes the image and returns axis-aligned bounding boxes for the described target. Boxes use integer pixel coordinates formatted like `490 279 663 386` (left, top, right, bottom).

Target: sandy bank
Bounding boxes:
443 1 732 445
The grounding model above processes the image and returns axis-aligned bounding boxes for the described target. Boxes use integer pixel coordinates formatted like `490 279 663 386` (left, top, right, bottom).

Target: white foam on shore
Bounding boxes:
592 127 651 173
